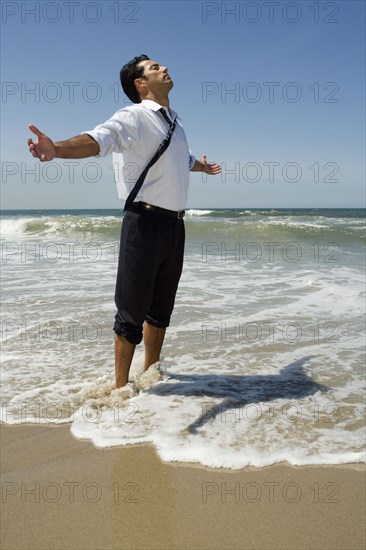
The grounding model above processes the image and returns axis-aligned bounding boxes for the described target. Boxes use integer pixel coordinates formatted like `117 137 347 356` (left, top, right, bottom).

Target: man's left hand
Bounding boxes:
200 155 221 175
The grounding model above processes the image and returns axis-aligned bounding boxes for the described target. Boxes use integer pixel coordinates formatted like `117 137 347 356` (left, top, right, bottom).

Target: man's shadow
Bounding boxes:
148 356 330 433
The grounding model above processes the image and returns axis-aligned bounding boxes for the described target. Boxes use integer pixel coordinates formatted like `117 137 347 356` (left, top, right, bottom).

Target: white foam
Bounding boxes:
186 209 214 217
0 217 30 236
70 357 366 469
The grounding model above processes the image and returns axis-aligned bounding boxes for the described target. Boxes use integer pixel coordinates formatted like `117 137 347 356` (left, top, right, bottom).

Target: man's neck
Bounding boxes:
143 92 170 110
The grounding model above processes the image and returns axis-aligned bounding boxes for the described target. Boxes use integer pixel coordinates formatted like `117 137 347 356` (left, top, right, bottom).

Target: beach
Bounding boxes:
2 208 365 468
1 208 365 548
1 423 365 550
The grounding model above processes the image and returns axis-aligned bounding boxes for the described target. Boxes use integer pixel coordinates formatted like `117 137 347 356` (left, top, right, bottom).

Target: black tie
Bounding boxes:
159 107 174 128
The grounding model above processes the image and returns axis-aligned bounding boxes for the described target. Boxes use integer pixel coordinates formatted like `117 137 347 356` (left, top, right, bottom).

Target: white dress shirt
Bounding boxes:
82 99 195 211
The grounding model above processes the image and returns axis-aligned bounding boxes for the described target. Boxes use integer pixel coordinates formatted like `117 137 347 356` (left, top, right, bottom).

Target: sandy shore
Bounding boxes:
1 423 365 550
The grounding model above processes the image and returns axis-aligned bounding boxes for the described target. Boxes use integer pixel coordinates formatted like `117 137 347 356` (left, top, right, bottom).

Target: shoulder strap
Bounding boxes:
123 109 177 212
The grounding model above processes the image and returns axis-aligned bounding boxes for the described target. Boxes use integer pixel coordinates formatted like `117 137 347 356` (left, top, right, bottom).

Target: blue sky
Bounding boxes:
1 0 365 209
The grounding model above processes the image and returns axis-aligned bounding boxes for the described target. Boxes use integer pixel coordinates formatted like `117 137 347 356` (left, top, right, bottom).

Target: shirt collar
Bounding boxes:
141 99 177 120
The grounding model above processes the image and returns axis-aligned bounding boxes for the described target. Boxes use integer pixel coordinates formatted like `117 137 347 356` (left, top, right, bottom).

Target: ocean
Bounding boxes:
1 208 365 469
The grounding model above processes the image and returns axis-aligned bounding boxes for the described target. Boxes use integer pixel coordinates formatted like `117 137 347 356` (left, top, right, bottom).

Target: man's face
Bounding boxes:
135 59 174 97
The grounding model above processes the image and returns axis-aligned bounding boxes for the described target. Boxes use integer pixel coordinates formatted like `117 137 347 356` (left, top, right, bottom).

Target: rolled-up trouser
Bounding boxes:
113 204 185 344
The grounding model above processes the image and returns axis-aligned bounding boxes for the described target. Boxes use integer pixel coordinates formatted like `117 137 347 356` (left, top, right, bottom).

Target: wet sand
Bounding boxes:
1 423 365 549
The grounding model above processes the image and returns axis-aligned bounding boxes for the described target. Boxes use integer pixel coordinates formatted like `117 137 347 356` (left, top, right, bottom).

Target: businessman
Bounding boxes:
28 54 221 388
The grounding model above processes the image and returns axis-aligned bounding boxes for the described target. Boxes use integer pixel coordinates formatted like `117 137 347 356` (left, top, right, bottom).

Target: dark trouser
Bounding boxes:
113 204 185 344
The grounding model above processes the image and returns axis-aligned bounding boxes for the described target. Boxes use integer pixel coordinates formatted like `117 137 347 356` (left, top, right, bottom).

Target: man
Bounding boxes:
28 54 221 388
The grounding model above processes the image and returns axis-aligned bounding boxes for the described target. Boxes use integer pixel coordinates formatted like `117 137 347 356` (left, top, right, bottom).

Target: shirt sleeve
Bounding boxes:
81 107 141 158
188 149 196 169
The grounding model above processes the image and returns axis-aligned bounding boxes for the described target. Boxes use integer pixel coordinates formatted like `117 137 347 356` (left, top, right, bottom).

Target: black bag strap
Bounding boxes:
123 108 177 212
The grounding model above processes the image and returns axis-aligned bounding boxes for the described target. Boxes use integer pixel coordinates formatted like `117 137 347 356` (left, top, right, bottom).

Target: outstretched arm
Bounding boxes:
28 124 100 161
190 155 221 175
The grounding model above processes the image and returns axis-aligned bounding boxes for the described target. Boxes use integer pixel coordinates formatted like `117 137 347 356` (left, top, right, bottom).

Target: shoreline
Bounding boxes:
1 423 365 550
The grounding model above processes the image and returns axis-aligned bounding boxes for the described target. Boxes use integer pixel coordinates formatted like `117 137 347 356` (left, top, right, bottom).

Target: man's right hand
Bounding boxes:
28 124 56 161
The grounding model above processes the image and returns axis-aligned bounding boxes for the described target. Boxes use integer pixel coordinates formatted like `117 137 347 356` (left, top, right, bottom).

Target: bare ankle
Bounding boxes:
114 334 136 388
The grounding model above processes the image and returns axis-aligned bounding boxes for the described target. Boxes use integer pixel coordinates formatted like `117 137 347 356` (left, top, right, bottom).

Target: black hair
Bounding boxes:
120 54 150 103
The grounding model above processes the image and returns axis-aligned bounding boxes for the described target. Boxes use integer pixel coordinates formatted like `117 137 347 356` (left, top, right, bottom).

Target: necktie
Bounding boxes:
159 107 174 127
